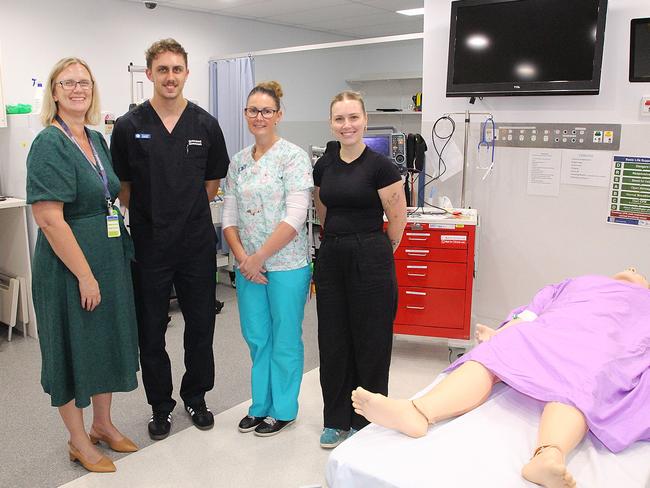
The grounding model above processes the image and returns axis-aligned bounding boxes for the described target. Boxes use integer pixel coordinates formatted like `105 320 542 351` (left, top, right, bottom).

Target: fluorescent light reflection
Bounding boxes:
515 62 538 80
466 34 490 50
396 8 424 16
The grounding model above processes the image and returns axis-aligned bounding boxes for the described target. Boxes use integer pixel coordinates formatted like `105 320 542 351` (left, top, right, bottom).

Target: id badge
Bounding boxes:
106 212 121 238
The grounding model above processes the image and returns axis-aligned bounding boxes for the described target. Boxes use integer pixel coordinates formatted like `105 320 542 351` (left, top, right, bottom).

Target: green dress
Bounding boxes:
26 125 139 408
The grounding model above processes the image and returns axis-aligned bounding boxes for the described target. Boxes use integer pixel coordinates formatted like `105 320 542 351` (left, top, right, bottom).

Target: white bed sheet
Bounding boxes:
326 376 650 487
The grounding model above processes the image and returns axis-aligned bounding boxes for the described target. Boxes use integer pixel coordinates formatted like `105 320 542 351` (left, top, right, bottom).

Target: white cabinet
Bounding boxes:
346 72 422 133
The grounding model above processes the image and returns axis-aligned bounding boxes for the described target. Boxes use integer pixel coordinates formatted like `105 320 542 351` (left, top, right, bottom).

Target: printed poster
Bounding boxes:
607 156 650 228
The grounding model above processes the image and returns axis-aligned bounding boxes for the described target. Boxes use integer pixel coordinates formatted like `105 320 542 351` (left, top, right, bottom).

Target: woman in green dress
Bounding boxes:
26 57 139 473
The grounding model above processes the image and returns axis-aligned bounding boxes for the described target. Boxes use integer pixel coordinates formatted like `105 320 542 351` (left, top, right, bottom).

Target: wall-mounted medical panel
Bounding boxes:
484 122 622 151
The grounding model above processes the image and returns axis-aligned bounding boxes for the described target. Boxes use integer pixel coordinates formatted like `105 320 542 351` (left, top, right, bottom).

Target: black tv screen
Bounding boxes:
446 0 608 97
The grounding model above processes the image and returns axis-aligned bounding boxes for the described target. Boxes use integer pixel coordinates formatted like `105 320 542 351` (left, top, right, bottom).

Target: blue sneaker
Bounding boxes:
347 428 358 439
320 428 345 449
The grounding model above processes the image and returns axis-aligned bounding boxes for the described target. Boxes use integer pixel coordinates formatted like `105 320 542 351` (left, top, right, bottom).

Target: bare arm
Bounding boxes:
314 187 327 228
117 182 131 210
205 179 220 201
223 226 249 265
378 180 407 252
32 201 101 311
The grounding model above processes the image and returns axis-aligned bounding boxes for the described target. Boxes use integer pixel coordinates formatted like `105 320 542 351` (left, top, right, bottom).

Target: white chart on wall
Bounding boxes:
0 43 6 128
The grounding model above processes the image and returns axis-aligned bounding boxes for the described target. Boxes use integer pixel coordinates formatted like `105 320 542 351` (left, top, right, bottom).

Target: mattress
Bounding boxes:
326 376 650 487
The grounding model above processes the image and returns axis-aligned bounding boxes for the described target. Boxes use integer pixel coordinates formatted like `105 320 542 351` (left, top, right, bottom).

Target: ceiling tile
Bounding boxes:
125 0 423 38
303 12 406 30
351 0 423 10
338 18 423 37
272 9 391 26
219 0 355 18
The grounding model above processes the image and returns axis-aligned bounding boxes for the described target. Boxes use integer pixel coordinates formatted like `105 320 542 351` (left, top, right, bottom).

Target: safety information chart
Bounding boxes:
607 156 650 228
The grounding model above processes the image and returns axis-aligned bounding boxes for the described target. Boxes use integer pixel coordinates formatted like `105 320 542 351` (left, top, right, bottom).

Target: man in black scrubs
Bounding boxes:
111 39 229 440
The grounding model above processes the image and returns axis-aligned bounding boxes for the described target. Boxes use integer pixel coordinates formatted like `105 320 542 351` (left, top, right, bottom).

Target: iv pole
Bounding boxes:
444 110 493 208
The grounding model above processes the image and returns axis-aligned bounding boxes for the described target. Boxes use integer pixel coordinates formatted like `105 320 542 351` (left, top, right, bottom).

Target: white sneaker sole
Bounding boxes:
253 420 295 437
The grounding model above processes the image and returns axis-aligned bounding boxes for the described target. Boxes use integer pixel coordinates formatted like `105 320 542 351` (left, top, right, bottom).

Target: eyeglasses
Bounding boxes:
244 107 278 119
57 79 93 91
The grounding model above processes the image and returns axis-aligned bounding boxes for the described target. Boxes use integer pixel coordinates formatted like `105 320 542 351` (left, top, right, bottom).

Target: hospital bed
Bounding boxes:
326 375 650 487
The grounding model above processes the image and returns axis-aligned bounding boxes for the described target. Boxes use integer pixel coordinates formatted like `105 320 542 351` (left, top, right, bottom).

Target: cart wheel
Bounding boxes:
448 347 465 363
229 271 236 288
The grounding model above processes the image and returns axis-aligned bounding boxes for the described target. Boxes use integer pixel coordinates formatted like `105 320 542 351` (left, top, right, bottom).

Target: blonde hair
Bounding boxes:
248 81 283 109
145 38 188 69
329 90 366 118
41 57 101 126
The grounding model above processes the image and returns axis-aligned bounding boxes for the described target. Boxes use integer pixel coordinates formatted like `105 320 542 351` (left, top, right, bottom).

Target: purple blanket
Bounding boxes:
448 275 650 452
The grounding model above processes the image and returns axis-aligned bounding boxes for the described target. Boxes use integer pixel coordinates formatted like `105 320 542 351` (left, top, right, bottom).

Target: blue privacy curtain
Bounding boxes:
209 56 255 158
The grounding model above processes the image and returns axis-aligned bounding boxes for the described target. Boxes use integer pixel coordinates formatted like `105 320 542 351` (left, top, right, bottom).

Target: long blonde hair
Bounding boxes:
41 57 101 126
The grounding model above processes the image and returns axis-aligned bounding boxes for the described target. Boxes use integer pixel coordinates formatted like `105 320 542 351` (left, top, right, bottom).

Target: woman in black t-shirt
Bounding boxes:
313 91 407 448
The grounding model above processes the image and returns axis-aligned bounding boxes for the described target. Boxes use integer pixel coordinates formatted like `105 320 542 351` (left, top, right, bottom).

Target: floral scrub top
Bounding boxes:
223 138 313 271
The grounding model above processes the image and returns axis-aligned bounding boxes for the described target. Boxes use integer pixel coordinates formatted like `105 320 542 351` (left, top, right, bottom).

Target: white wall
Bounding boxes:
422 0 650 324
255 39 423 152
0 0 347 118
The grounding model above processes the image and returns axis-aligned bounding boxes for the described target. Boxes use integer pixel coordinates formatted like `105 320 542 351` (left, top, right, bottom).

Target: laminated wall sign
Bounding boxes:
607 156 650 228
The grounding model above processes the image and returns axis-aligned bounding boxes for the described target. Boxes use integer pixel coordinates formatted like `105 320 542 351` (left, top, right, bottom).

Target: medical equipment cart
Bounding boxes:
392 208 477 358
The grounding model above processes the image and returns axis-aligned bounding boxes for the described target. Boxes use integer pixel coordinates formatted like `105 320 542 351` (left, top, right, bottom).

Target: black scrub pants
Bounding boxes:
132 250 216 413
315 231 398 431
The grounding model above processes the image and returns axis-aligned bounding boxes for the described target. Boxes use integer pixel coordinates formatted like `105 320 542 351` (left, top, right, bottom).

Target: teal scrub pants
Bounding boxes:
235 264 311 421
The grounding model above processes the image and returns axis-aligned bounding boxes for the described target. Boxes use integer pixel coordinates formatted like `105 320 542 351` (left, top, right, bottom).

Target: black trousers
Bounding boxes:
314 231 397 430
132 253 216 413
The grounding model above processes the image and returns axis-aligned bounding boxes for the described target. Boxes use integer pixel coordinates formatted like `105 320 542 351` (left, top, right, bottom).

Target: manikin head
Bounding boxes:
612 267 649 288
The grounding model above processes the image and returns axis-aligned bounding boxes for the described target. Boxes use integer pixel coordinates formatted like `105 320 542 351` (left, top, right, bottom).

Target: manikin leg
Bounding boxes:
521 402 588 488
351 361 498 438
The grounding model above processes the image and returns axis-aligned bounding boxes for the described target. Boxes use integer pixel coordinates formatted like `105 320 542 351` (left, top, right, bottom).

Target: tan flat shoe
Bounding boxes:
89 431 139 453
68 442 116 473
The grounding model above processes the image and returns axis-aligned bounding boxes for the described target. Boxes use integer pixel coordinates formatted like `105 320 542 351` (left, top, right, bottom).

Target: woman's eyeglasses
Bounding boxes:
244 107 277 119
57 79 93 91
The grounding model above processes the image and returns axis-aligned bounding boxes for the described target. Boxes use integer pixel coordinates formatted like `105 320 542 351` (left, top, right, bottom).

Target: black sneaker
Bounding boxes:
185 402 214 430
253 417 295 437
148 411 172 440
238 415 265 433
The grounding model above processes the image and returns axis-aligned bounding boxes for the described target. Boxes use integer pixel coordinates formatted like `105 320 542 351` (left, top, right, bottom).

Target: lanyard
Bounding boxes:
55 115 112 214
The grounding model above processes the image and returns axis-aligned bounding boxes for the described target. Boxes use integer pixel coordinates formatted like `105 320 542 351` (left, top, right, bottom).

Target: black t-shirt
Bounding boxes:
313 146 401 235
111 100 229 263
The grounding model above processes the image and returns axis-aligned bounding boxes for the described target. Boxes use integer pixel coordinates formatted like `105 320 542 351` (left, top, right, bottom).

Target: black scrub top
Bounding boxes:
111 100 229 265
313 147 401 235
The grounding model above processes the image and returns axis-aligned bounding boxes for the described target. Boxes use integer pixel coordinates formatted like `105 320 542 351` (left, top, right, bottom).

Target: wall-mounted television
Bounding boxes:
446 0 608 97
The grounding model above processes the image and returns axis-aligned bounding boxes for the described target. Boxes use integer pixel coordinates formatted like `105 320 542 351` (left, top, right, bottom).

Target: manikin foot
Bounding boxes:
475 323 497 344
521 446 576 488
351 387 429 438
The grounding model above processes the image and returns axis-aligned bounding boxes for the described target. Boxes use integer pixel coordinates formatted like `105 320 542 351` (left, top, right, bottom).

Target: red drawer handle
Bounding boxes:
405 291 427 296
407 273 426 277
406 306 425 310
407 237 428 241
406 232 430 237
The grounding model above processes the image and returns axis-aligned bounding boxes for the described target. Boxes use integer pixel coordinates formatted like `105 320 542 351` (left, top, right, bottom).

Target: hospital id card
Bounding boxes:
106 212 121 238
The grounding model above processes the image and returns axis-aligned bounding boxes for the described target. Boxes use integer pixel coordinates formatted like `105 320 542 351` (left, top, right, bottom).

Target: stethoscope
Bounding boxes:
477 115 496 180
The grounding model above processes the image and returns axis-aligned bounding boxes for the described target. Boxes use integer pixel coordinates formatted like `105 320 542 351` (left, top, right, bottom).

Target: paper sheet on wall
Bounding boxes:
561 150 612 187
607 155 650 228
527 150 561 196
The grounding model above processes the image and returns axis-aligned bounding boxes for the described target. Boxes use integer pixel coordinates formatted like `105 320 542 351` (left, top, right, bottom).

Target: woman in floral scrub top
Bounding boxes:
223 81 313 437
